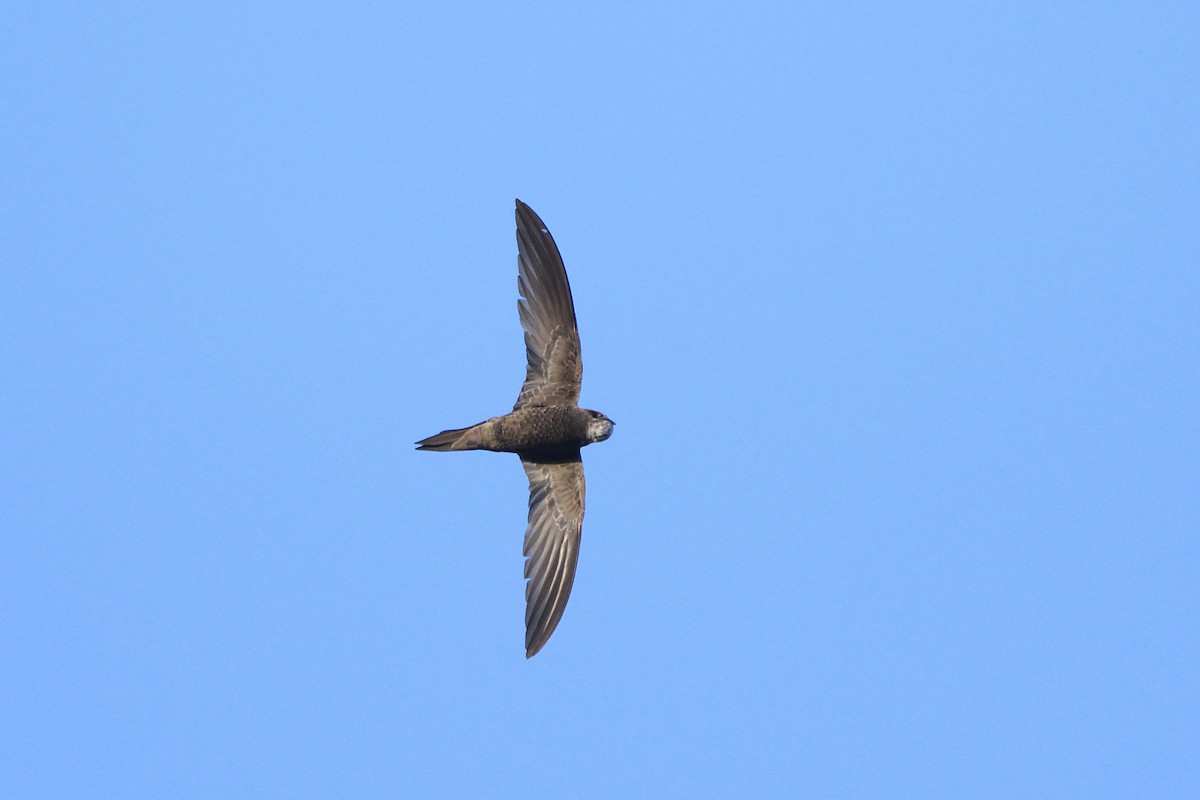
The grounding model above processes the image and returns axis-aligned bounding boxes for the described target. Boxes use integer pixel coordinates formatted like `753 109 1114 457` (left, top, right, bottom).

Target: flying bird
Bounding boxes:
416 200 614 658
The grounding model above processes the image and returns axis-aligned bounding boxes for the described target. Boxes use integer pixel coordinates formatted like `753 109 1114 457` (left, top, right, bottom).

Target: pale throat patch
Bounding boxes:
588 418 614 443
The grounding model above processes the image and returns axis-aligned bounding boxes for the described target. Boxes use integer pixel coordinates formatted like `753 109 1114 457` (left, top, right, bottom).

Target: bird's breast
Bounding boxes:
490 406 587 453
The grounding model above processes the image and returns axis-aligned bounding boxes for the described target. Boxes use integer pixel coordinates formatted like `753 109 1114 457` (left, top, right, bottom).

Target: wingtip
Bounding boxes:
525 631 549 658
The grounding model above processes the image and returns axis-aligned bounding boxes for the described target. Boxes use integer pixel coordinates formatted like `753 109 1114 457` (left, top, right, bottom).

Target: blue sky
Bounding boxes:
3 2 1197 797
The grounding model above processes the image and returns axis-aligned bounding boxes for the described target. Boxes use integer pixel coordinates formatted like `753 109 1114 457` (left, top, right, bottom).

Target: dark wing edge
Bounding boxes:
514 200 583 409
520 452 585 657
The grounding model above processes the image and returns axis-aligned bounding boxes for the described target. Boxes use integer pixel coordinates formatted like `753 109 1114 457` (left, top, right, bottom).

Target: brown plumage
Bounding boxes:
416 200 614 658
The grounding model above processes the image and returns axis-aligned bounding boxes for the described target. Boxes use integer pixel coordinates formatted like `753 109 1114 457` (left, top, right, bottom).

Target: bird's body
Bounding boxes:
416 405 611 454
416 200 613 658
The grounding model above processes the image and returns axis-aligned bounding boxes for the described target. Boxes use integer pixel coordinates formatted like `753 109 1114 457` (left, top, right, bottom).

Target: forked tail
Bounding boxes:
415 424 479 451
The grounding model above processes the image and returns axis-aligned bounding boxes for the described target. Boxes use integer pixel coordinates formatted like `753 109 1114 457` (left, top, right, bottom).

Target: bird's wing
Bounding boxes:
514 200 582 410
520 452 585 657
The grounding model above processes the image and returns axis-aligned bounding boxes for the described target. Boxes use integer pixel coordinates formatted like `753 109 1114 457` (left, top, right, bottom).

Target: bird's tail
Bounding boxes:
415 423 484 451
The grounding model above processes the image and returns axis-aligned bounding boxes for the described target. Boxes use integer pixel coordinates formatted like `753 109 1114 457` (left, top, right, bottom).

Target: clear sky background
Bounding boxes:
3 3 1197 797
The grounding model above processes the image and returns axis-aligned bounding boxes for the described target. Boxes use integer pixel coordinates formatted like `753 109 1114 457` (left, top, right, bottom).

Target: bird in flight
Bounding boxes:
417 200 614 658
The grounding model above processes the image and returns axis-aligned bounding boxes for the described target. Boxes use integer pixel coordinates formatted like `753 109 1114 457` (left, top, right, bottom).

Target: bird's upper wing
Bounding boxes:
521 452 585 657
514 200 582 410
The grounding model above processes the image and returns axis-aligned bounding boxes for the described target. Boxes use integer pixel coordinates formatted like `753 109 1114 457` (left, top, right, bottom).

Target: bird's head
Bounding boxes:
584 410 614 443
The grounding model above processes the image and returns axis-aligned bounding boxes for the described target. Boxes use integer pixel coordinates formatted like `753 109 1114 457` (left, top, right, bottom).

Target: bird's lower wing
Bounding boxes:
520 452 585 657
